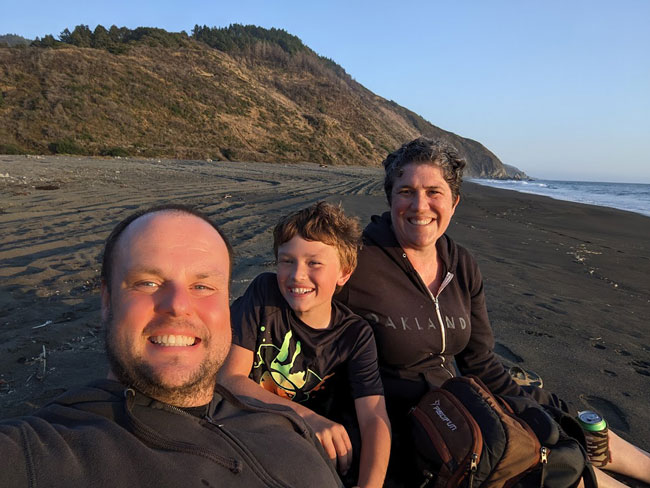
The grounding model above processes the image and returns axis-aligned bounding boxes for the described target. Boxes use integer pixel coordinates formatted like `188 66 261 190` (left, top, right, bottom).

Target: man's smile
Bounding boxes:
148 334 199 347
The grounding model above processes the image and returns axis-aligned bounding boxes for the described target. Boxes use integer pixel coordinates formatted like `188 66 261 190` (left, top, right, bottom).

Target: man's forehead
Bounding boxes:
115 211 228 261
124 210 221 240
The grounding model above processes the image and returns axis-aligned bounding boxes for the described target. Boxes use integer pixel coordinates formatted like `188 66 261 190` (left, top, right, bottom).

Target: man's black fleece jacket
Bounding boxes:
0 379 342 487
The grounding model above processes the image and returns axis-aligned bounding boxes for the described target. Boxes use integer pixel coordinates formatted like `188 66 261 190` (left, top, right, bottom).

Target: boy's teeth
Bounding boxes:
290 287 313 294
149 335 196 346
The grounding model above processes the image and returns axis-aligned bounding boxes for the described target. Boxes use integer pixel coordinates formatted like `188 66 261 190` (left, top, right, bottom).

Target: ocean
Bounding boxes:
469 179 650 218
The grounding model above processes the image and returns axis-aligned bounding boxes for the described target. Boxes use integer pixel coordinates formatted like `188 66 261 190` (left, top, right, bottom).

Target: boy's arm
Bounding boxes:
217 344 354 474
354 395 391 488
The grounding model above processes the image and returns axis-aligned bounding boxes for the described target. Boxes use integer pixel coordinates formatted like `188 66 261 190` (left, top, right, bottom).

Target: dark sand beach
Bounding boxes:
1 155 649 461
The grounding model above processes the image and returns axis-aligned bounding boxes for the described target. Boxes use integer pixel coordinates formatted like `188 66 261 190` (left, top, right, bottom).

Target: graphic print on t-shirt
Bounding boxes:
254 330 333 402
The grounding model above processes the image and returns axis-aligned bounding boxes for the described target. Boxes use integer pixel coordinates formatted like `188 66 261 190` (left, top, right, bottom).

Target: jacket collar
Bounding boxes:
46 378 220 417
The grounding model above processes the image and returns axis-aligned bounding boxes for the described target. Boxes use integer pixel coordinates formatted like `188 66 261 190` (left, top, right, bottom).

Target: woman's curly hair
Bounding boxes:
383 137 466 204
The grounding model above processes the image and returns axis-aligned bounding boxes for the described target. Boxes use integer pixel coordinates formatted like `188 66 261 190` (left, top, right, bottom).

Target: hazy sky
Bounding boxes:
3 0 649 183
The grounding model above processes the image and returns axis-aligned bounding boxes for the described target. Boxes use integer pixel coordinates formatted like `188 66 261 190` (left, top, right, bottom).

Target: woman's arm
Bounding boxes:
354 395 391 488
218 344 354 474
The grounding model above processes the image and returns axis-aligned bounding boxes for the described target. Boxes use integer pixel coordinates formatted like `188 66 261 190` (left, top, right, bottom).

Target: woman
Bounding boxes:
338 137 650 487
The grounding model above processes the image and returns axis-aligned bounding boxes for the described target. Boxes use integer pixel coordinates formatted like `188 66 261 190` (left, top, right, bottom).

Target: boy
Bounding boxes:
219 202 390 488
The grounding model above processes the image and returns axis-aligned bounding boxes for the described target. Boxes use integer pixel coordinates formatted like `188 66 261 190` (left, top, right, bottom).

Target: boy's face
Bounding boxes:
276 236 352 329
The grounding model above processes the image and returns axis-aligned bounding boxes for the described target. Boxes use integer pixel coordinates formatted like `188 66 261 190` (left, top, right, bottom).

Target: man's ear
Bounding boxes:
100 280 111 323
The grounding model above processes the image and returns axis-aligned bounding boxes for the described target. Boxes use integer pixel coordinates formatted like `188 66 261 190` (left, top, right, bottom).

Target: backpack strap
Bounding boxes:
581 462 597 488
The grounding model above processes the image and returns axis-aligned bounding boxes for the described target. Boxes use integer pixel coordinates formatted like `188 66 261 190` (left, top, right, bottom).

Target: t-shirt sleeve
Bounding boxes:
230 275 268 352
345 320 384 399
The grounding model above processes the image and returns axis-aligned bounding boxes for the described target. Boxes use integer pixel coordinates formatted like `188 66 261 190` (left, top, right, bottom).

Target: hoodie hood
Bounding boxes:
363 212 459 295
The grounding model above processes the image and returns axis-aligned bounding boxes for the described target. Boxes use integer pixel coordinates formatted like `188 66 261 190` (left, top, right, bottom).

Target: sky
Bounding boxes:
3 0 649 183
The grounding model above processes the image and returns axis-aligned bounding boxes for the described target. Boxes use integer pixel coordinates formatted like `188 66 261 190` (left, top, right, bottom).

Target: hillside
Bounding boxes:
0 34 31 47
0 25 516 177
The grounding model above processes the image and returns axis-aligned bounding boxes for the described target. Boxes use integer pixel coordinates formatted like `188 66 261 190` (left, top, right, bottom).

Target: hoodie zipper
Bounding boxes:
163 403 294 487
425 272 455 378
122 390 242 474
204 414 293 488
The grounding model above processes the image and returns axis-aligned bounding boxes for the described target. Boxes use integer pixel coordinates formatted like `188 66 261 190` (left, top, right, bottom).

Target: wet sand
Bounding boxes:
1 155 649 459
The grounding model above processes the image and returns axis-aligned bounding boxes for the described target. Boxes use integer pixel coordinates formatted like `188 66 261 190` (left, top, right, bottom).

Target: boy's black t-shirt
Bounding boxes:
231 272 384 418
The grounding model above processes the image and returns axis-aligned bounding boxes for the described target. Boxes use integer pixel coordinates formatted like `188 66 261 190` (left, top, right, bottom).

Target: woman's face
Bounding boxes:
390 163 459 252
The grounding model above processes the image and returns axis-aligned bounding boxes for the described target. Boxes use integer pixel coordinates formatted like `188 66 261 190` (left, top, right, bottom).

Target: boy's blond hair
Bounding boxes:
273 202 361 274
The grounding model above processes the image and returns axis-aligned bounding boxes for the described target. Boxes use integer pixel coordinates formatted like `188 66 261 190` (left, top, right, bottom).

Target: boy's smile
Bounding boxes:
276 236 351 329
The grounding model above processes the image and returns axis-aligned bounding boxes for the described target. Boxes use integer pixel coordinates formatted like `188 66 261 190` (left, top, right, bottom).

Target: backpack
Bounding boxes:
504 398 597 488
409 375 596 488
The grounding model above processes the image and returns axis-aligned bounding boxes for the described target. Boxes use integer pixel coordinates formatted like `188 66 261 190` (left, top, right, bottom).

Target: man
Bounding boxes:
0 205 343 487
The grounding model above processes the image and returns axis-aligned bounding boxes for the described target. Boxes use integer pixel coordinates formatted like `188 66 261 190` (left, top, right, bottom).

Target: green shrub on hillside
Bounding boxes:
61 25 93 47
0 34 31 46
35 22 310 56
27 22 352 83
0 143 27 155
129 27 188 48
100 147 130 157
33 24 188 51
191 24 305 55
49 139 85 155
31 34 61 48
221 148 237 160
169 104 184 117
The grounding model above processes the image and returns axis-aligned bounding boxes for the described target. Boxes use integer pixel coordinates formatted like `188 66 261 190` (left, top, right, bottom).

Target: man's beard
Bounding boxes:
103 312 225 406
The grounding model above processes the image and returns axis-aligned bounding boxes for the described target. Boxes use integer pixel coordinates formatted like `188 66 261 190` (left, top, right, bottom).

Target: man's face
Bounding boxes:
101 211 231 407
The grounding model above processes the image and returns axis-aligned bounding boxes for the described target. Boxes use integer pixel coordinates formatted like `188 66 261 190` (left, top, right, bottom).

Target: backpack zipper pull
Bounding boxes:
470 452 478 471
418 470 434 488
539 447 549 488
468 453 478 488
540 446 549 464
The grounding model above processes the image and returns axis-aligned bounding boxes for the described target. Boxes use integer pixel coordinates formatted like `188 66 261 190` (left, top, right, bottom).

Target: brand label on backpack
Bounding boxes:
430 399 457 431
